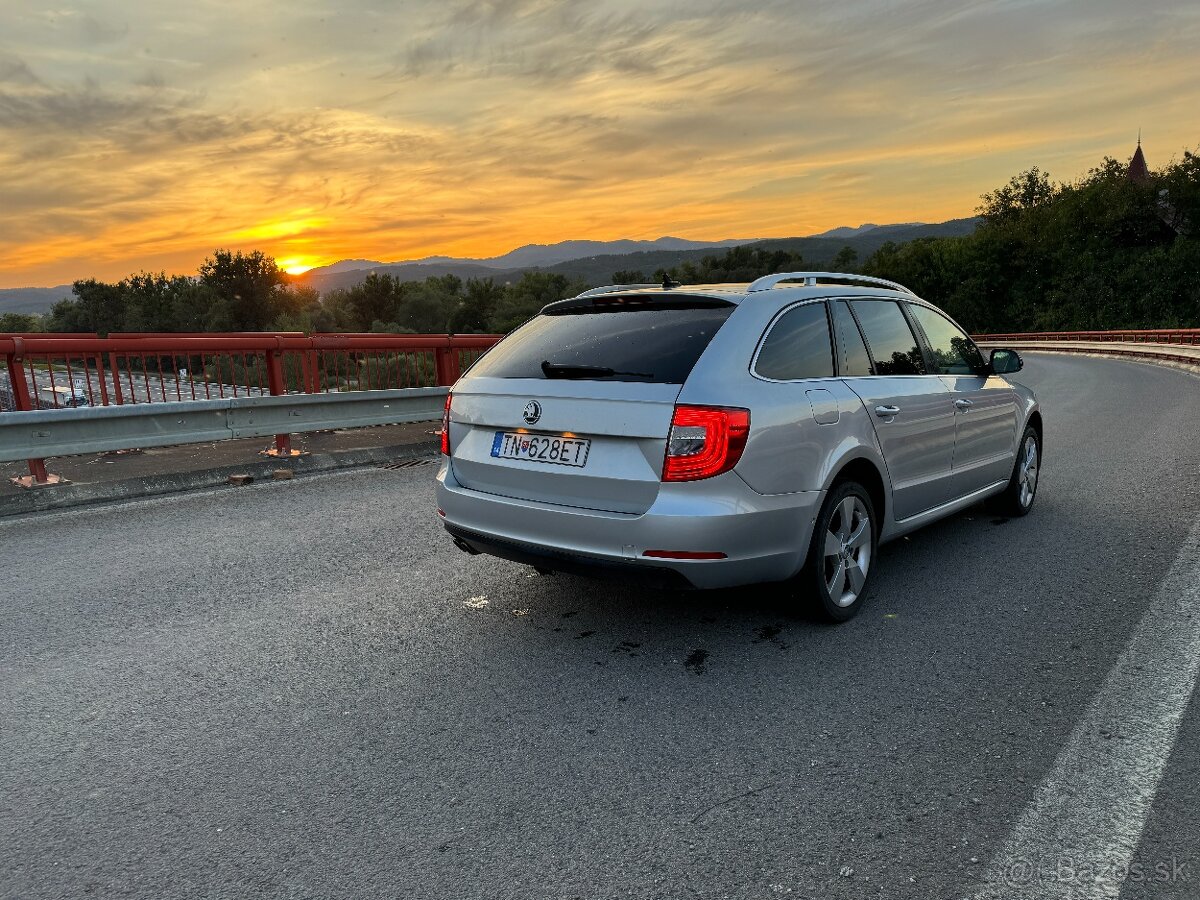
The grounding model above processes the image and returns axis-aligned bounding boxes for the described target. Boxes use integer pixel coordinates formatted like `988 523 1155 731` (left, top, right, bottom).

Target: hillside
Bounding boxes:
517 219 979 285
298 218 980 294
299 262 528 294
0 286 73 316
744 218 979 257
434 236 752 269
301 236 755 281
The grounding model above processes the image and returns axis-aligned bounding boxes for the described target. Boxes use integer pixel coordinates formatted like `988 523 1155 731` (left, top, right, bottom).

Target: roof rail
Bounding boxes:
746 272 915 295
575 283 663 298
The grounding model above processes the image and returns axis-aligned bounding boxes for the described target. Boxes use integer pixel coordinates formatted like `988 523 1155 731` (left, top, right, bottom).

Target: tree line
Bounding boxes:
634 151 1198 333
3 149 1195 337
2 250 585 336
857 154 1198 332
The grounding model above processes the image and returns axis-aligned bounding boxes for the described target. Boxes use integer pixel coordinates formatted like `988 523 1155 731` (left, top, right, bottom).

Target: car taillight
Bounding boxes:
440 393 452 456
662 405 750 482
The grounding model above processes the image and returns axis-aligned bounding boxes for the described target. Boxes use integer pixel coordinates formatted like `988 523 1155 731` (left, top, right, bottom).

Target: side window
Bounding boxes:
848 300 926 375
753 302 835 380
906 304 987 375
832 300 874 376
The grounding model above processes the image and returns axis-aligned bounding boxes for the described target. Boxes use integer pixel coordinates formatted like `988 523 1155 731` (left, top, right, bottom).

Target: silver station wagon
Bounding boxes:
436 272 1041 621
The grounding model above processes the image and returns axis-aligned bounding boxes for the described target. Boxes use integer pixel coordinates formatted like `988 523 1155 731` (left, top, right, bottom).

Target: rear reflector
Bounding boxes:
642 550 727 560
662 405 750 481
440 393 452 455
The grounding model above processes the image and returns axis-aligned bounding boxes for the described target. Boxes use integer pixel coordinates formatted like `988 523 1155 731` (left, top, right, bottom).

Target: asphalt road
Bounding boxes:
2 354 1199 900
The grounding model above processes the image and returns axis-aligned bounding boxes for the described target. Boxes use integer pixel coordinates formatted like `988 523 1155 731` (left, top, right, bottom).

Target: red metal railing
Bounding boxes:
1 332 502 485
974 329 1200 344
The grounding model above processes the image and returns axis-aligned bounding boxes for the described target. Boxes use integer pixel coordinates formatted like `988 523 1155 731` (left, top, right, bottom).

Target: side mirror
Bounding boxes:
990 347 1023 375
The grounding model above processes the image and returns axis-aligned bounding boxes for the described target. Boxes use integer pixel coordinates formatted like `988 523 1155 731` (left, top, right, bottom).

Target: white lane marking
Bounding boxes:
971 515 1200 899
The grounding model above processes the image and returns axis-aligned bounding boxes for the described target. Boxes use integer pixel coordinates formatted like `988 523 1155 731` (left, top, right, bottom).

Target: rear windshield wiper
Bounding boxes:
540 360 654 380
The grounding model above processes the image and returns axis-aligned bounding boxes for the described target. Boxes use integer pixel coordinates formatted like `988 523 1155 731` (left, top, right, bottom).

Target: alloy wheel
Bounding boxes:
823 495 872 608
1019 435 1039 508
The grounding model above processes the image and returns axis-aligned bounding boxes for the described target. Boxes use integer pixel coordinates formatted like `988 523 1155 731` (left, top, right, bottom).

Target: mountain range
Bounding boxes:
1 219 979 315
294 219 979 294
299 236 754 280
0 285 74 316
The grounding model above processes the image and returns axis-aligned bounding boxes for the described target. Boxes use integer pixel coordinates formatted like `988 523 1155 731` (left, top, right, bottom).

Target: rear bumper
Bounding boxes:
435 461 821 589
445 523 693 589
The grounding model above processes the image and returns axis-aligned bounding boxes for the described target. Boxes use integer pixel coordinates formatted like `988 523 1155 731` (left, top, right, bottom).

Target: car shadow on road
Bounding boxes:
450 501 1013 681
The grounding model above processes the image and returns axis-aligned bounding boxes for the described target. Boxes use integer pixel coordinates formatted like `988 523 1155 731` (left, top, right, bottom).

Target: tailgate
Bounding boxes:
448 377 680 514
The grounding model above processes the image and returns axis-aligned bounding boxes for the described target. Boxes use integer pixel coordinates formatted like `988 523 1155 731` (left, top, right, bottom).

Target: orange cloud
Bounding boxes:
1 1 1198 287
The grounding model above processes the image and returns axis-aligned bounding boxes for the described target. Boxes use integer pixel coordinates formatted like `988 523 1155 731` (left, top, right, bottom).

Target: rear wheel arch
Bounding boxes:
827 456 887 529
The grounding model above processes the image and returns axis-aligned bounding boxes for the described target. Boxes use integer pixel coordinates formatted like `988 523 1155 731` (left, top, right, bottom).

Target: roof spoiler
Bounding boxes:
574 283 663 298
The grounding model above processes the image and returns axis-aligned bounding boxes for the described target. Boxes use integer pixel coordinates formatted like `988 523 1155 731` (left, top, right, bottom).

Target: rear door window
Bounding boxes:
848 300 927 375
832 300 874 376
753 302 835 380
466 300 734 384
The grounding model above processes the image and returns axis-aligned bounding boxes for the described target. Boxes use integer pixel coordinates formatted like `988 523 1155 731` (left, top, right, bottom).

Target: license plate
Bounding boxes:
490 431 591 467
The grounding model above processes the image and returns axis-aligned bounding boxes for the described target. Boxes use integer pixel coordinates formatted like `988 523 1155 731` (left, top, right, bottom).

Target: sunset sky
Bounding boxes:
1 0 1197 288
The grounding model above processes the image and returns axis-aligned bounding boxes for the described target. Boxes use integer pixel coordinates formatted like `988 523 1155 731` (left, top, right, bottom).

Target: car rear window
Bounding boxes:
465 301 735 384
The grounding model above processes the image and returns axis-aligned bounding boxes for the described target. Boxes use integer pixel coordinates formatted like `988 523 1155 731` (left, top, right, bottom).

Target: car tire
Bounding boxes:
799 480 878 623
992 424 1041 517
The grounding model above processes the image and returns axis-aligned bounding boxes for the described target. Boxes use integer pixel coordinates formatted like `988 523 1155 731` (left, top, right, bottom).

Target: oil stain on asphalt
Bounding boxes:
684 649 709 674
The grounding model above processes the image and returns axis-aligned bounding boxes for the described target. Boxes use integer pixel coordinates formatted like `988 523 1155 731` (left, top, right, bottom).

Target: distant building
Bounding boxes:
1127 136 1151 185
1128 135 1190 235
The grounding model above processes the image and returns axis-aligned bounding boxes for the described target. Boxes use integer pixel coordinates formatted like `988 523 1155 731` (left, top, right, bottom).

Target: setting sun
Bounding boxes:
278 258 317 276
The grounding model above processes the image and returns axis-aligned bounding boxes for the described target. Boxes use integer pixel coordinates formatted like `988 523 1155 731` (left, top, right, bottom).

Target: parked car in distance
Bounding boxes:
436 272 1041 621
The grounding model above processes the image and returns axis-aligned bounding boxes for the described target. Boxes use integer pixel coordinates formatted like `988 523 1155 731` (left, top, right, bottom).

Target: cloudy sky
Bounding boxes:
0 0 1197 287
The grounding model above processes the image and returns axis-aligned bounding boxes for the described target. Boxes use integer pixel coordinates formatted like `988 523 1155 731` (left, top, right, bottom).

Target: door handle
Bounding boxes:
874 405 901 417
954 398 973 409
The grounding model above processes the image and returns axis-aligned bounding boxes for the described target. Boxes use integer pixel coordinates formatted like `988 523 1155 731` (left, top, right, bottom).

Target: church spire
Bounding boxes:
1128 134 1150 185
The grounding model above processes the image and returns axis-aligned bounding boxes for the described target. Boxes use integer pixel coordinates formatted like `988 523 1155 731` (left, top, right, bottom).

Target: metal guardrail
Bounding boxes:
2 331 501 485
975 329 1200 345
972 329 1200 371
974 339 1200 371
0 387 448 464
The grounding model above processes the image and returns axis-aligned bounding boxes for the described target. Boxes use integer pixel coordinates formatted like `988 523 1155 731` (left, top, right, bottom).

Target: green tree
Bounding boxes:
0 312 42 332
860 151 1198 332
978 167 1059 225
341 273 403 330
197 249 288 331
656 245 806 285
45 297 87 333
450 278 504 333
831 246 858 272
120 273 218 332
46 279 126 334
488 272 585 331
311 289 361 332
391 280 455 332
270 285 344 333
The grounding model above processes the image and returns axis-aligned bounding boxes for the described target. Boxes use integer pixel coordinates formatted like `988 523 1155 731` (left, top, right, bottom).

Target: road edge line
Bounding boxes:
969 515 1200 898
